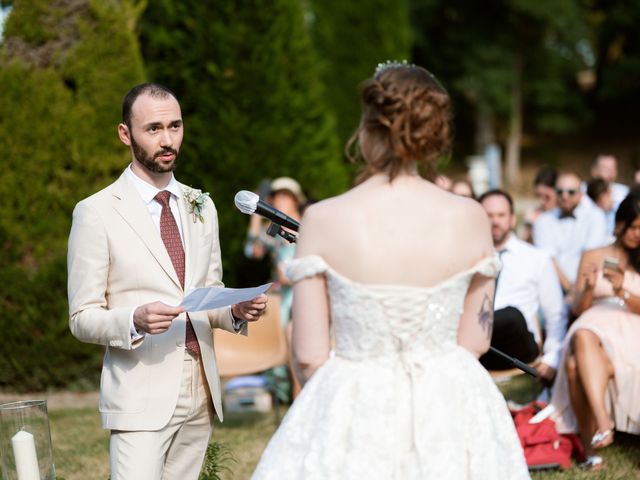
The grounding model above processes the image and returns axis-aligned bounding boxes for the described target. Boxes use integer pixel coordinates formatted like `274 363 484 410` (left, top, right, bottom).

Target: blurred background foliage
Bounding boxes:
0 0 638 391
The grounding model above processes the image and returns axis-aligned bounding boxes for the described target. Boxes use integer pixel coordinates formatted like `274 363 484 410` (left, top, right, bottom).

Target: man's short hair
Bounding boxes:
534 166 557 188
556 171 583 185
478 189 514 214
592 154 616 168
586 177 609 203
122 83 178 128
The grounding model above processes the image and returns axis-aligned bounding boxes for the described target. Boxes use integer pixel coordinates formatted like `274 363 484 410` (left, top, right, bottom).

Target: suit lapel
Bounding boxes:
111 173 182 291
177 184 199 292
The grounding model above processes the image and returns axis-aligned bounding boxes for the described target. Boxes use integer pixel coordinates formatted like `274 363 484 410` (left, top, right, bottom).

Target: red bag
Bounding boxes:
510 401 579 470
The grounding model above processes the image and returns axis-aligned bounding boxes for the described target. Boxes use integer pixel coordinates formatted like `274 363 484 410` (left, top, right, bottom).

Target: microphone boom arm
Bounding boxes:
266 222 297 244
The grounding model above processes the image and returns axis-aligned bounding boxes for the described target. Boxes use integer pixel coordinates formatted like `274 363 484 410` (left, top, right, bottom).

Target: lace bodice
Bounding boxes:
255 253 529 480
287 255 499 362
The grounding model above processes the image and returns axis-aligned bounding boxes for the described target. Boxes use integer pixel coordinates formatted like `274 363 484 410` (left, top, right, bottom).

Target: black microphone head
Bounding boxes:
234 190 259 215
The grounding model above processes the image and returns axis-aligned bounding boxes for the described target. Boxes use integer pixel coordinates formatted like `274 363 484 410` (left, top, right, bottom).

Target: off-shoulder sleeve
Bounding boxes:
473 254 501 279
285 255 328 283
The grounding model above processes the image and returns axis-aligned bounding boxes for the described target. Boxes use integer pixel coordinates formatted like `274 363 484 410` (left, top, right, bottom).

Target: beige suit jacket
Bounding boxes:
68 172 243 430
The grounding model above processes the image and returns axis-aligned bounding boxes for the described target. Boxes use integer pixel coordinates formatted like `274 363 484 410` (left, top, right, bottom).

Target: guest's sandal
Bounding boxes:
591 429 614 449
579 455 603 470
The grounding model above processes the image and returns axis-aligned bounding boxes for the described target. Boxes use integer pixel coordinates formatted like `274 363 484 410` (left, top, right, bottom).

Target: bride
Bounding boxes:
252 62 529 479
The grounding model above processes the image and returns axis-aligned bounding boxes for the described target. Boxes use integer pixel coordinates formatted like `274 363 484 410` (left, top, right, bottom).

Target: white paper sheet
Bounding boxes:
179 283 272 312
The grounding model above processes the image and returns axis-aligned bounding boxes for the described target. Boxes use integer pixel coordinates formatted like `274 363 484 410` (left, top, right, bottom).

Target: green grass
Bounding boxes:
47 393 639 479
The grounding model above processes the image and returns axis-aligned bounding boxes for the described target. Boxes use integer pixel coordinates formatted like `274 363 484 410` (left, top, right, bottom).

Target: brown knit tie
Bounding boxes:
155 190 200 356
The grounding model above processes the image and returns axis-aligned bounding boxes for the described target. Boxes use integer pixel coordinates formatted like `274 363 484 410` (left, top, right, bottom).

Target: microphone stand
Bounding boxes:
259 215 536 377
488 347 538 378
266 221 297 244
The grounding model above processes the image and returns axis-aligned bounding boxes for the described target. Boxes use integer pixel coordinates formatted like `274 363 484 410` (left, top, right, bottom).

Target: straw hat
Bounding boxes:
270 177 306 204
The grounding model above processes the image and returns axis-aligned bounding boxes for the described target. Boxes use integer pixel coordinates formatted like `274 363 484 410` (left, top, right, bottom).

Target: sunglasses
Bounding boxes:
556 188 577 196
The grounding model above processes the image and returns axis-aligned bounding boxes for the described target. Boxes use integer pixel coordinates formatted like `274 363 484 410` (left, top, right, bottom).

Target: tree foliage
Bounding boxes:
138 0 349 287
310 0 412 148
0 0 144 391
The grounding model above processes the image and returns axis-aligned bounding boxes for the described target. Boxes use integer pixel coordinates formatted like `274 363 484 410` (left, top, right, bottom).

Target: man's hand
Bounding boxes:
134 301 184 335
536 362 556 384
232 294 268 322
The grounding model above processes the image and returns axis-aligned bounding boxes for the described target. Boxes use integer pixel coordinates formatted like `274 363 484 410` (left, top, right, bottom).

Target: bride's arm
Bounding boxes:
291 204 332 386
291 276 331 385
457 273 496 358
457 207 495 358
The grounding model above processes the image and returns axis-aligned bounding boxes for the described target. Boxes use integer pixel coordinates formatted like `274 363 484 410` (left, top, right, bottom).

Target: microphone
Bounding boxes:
234 190 301 232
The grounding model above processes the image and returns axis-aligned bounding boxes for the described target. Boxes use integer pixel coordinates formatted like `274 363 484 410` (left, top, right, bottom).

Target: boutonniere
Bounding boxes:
183 187 210 223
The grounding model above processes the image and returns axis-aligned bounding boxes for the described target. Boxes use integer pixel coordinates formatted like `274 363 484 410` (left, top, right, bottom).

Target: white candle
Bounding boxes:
11 430 40 480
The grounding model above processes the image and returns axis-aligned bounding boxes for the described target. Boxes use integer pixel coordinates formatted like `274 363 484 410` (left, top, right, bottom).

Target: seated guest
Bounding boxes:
550 192 640 469
533 171 608 294
522 166 558 243
586 177 615 238
479 190 565 382
590 154 629 212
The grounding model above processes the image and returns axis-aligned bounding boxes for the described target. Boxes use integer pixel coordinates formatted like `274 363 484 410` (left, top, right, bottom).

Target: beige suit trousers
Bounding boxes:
109 352 214 480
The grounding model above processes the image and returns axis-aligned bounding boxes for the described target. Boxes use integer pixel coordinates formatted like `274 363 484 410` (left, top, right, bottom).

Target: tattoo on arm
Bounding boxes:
478 293 493 340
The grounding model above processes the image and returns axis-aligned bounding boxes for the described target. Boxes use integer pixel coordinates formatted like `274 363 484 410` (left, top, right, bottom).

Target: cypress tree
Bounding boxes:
0 0 145 390
310 0 412 147
139 0 348 286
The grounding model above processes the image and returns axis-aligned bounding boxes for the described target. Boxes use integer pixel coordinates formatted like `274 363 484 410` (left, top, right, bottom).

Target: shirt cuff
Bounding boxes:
229 307 247 333
541 350 560 370
129 308 144 341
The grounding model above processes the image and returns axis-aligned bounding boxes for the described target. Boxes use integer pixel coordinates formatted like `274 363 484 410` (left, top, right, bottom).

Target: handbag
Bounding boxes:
510 401 583 470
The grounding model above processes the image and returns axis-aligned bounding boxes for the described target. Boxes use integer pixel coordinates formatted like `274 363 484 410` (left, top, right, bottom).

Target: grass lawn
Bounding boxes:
47 398 638 479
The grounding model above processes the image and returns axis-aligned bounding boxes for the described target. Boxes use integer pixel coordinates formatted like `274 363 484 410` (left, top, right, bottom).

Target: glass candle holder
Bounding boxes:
0 400 55 480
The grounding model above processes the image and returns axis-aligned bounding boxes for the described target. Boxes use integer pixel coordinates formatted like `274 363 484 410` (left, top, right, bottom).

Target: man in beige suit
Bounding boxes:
68 83 267 479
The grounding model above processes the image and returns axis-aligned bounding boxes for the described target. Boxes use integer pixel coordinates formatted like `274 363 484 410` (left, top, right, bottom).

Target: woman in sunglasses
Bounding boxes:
549 192 640 469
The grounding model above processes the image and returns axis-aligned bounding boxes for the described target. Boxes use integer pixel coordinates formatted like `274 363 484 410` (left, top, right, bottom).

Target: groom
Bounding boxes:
67 83 267 479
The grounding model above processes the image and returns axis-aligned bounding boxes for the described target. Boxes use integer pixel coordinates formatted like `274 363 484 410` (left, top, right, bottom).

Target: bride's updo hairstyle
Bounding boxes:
348 61 452 182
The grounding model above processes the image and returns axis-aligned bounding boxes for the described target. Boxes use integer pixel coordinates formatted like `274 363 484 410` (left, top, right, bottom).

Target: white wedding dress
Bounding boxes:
252 255 530 479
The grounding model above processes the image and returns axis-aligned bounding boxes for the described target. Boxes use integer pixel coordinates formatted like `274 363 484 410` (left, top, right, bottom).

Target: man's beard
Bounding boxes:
130 133 179 173
492 228 509 247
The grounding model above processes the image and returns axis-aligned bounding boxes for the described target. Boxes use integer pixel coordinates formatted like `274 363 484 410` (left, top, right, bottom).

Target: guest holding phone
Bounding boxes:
549 192 640 469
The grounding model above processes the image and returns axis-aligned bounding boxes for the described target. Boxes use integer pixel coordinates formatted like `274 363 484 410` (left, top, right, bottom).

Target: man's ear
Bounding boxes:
118 123 132 147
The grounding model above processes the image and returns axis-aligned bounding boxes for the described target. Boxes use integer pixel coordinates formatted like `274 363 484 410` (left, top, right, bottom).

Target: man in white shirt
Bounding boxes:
533 172 608 293
591 154 629 211
479 190 565 381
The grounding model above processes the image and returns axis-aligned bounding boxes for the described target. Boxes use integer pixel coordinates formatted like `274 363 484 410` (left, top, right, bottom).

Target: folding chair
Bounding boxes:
214 293 288 419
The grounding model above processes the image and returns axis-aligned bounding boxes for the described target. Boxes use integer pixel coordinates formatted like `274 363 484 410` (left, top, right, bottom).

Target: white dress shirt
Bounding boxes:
125 166 185 339
611 182 630 212
124 165 240 338
533 198 608 285
494 235 566 368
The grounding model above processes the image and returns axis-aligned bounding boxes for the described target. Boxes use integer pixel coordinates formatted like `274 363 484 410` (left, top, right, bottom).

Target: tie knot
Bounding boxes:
155 190 172 207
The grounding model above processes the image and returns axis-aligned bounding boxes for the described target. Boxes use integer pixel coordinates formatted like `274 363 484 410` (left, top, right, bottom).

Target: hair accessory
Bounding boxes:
374 60 414 76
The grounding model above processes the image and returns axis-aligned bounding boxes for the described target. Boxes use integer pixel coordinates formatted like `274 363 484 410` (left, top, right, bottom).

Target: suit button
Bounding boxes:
176 340 184 347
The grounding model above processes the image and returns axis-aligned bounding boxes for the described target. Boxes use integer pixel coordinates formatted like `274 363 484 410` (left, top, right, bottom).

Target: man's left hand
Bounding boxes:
232 294 268 322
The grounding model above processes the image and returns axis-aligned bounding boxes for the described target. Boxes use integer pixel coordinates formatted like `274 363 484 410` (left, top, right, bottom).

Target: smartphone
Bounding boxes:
603 256 620 271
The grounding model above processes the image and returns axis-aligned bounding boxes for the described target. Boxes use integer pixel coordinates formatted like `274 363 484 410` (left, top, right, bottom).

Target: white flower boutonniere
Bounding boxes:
183 187 210 223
